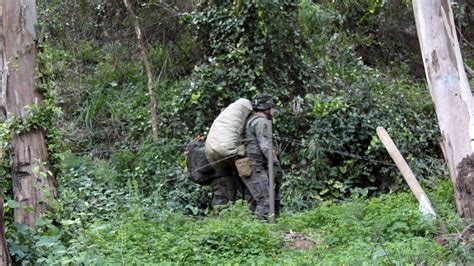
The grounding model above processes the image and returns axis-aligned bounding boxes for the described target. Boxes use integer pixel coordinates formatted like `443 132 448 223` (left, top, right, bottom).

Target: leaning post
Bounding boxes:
376 127 436 217
268 120 275 223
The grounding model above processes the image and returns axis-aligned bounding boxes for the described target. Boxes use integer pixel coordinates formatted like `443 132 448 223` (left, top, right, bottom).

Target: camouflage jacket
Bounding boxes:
244 113 279 165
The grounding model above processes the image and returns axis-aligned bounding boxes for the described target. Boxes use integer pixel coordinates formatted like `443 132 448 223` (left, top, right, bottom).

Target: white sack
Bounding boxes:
206 98 253 167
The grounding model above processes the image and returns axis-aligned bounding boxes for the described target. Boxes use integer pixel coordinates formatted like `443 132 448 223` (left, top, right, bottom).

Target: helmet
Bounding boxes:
252 93 276 111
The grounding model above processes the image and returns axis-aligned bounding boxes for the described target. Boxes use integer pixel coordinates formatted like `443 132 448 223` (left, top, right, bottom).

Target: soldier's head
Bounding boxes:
252 93 275 111
252 93 277 118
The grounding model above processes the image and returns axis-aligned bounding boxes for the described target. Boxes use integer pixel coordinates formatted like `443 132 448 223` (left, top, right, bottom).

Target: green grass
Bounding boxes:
69 180 471 264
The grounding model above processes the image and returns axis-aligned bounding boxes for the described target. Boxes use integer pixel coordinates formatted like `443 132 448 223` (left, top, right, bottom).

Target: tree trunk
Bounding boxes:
0 4 11 265
123 0 159 142
0 191 11 265
0 0 6 121
3 0 56 226
412 0 474 217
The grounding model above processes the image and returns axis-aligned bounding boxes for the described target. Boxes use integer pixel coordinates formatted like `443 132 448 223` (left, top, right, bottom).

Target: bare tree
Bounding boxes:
413 0 474 217
123 0 159 142
2 0 56 226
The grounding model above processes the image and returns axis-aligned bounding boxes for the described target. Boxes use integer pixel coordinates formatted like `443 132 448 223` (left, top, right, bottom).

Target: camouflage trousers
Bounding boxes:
209 175 237 207
240 162 282 218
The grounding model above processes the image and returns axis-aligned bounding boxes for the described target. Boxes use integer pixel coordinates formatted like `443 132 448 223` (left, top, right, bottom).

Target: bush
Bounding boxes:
276 1 445 209
183 0 315 132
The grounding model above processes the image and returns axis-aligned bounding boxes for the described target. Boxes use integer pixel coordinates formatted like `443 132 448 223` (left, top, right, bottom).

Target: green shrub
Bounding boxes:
277 1 445 209
183 0 315 132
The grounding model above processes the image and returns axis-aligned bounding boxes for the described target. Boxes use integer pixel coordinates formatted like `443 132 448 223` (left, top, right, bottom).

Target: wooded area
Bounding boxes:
0 0 472 264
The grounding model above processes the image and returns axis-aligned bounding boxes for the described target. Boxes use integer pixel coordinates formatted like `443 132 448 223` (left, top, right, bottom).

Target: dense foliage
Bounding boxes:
1 0 473 263
180 0 447 208
7 178 473 264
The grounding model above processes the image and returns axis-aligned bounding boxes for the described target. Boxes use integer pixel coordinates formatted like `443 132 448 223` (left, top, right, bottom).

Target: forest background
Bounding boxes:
1 0 474 264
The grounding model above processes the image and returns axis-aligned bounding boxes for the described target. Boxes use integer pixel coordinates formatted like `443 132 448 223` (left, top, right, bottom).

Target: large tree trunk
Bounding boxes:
412 0 474 217
2 0 56 226
0 4 11 265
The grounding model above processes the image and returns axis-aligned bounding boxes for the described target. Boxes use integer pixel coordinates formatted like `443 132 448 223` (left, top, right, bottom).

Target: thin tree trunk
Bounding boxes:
3 0 56 226
0 191 11 266
0 0 6 121
123 0 159 142
412 0 474 217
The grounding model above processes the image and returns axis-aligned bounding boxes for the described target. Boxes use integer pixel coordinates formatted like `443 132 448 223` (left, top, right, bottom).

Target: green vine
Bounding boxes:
182 0 317 132
36 41 65 172
0 41 64 191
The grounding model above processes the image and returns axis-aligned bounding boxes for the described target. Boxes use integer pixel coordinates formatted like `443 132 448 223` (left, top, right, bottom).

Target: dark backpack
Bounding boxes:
185 139 215 185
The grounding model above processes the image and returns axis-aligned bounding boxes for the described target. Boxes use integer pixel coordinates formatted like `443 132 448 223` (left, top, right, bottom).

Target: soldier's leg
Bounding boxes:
275 183 281 216
210 176 237 208
240 164 270 218
241 185 256 212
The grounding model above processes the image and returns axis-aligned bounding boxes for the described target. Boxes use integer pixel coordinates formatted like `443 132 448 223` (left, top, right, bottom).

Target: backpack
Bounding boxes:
205 98 253 169
185 139 215 186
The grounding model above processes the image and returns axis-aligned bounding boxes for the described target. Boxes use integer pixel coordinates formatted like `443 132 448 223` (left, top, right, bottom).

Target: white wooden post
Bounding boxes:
377 127 436 217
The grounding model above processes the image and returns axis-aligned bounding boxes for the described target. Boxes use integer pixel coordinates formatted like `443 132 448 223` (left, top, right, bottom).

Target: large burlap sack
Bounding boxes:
205 98 253 168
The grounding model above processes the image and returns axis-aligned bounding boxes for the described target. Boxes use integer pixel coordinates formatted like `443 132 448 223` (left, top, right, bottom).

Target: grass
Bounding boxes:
69 179 471 264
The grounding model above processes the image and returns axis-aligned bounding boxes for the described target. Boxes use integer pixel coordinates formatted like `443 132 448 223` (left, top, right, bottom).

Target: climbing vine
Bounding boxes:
0 40 64 191
182 0 317 132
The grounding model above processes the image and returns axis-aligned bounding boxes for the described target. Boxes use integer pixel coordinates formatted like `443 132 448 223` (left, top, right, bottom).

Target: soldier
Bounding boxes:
240 93 283 218
185 137 237 208
208 168 238 208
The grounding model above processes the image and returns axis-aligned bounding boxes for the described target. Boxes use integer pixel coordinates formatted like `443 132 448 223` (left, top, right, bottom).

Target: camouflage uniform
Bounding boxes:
185 139 237 208
209 168 237 207
242 113 283 218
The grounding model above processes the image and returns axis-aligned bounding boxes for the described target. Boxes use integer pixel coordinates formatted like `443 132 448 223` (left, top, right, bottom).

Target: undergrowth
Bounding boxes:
83 179 472 264
9 174 469 264
3 0 473 264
